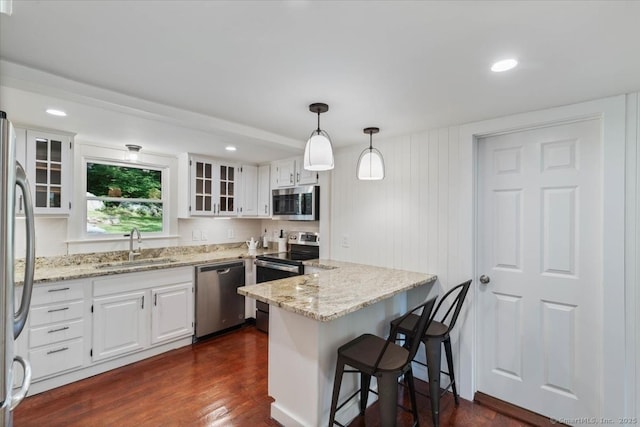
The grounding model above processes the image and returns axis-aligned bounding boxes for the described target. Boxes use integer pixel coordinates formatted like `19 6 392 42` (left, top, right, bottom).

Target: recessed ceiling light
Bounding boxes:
225 146 237 151
46 108 67 117
491 58 518 72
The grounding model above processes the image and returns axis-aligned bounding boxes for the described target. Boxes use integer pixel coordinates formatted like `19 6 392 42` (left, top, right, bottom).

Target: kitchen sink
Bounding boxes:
94 258 178 270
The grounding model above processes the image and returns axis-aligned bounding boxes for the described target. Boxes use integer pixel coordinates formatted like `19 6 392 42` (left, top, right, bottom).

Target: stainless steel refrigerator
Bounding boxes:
1 111 35 426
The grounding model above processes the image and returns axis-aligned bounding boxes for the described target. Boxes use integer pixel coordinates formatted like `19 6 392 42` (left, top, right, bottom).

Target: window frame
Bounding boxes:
83 158 168 238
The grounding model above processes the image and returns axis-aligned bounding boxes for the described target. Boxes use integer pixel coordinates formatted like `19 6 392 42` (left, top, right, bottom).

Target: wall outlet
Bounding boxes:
192 230 200 241
341 235 350 248
200 230 207 241
227 228 234 239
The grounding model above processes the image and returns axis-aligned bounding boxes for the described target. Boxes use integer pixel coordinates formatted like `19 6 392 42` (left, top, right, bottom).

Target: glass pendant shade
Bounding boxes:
357 127 384 180
303 129 334 171
304 102 334 171
357 147 385 180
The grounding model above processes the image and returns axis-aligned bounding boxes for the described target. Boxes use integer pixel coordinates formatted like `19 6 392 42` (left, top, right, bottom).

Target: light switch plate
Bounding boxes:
192 230 200 241
341 235 350 248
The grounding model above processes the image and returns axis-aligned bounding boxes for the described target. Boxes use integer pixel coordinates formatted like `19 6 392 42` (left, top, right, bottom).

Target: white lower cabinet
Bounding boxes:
92 267 193 362
19 266 194 395
151 283 194 344
23 279 89 381
92 291 148 361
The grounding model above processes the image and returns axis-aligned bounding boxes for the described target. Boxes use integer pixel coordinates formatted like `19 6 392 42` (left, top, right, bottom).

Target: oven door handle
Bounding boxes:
255 259 301 273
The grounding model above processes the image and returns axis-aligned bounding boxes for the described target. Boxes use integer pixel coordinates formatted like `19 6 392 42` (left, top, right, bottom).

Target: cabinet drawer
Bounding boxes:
32 282 85 305
29 319 84 348
30 300 84 326
29 338 84 380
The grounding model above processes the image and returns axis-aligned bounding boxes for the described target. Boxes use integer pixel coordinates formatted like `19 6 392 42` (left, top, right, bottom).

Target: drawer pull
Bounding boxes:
47 307 69 313
48 287 70 293
48 326 70 334
46 347 69 355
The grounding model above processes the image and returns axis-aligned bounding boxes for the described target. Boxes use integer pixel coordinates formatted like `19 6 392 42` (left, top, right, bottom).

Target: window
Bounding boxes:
86 162 164 235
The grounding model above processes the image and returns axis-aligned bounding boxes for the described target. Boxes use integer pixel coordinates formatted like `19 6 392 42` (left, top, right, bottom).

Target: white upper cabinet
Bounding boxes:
178 153 238 217
295 156 318 185
273 158 296 188
217 162 237 215
23 128 73 215
272 157 318 188
238 164 258 216
257 164 271 217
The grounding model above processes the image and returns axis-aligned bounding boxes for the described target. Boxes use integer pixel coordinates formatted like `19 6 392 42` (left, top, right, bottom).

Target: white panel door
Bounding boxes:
239 164 258 216
151 283 193 344
257 164 271 217
477 119 602 422
92 291 147 361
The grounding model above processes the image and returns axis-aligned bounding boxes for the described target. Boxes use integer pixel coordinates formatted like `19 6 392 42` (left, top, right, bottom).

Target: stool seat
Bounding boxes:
338 334 409 373
391 315 449 338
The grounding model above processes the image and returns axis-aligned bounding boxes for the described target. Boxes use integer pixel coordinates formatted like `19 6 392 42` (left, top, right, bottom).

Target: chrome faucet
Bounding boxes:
128 227 142 261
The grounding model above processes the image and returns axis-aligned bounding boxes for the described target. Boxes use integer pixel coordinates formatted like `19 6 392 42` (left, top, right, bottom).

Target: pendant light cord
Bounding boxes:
317 111 321 133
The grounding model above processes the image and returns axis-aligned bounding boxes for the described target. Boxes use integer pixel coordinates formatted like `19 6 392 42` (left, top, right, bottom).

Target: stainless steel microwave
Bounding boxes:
272 186 319 221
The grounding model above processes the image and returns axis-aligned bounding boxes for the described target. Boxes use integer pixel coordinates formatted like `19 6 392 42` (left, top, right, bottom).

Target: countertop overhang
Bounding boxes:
238 259 437 322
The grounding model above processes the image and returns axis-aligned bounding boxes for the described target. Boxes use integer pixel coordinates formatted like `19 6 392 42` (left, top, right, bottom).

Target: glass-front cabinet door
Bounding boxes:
191 157 215 215
26 129 72 215
217 164 236 215
187 156 237 216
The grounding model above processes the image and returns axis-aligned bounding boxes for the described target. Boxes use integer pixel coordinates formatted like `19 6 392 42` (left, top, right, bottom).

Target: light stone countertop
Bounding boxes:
14 244 274 285
238 259 437 322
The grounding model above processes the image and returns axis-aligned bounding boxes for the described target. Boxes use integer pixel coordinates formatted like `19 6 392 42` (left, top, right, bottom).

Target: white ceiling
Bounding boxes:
1 1 640 163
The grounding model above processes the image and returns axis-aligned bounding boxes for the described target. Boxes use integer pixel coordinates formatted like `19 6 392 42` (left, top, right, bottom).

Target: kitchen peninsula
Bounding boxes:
238 260 437 427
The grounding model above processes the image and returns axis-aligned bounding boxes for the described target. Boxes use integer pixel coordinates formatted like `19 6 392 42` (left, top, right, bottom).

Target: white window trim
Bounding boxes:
68 142 178 246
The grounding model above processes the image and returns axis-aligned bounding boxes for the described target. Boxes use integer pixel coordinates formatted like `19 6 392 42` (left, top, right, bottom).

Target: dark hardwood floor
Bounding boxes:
15 326 530 426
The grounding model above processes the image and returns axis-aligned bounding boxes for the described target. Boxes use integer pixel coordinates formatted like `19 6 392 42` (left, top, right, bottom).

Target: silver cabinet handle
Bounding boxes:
46 347 69 355
19 194 23 212
264 205 267 214
141 295 144 309
47 307 69 313
48 287 70 292
290 173 293 184
154 293 157 306
296 172 300 182
48 326 69 334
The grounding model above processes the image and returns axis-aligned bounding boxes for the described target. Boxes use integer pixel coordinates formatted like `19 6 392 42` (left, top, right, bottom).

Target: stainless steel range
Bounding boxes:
254 232 319 333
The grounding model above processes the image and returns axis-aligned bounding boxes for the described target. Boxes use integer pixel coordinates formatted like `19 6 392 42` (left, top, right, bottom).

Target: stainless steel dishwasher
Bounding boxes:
195 260 245 339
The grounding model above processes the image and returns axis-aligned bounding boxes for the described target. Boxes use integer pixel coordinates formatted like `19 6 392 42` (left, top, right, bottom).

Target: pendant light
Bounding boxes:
357 127 384 180
303 103 334 171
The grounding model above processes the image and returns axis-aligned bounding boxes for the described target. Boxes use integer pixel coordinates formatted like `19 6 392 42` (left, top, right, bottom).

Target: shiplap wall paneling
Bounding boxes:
330 127 462 291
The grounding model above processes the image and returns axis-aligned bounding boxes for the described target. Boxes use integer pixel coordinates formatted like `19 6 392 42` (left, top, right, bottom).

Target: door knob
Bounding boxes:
479 275 491 284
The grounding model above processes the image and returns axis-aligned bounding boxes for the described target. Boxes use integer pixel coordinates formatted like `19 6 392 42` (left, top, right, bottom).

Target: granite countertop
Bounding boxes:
238 259 437 322
14 243 274 285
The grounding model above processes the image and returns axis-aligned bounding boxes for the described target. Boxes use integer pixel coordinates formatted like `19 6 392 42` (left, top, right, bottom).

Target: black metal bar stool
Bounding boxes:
328 296 437 427
389 280 472 427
